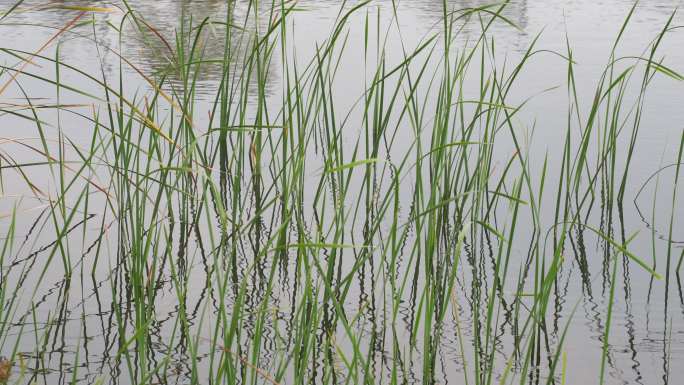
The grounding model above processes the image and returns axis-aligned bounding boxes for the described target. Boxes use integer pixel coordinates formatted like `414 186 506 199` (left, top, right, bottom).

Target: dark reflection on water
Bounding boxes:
0 0 683 385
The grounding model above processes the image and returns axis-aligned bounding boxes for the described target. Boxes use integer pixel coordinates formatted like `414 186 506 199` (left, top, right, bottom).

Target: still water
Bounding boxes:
1 1 683 384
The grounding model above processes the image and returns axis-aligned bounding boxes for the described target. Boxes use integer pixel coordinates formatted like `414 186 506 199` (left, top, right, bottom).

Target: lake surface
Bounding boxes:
1 1 683 384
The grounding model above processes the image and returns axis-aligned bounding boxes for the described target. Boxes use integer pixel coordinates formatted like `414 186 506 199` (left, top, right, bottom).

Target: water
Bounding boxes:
0 1 683 384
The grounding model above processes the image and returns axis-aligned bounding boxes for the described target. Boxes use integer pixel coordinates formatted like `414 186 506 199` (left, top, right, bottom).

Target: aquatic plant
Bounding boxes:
0 1 681 384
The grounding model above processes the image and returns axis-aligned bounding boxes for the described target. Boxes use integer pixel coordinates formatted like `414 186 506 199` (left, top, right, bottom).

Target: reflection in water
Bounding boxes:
413 0 529 47
118 0 280 97
2 0 279 100
0 0 683 385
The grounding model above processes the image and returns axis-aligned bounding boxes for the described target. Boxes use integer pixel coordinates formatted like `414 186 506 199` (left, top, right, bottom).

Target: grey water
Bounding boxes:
0 1 683 384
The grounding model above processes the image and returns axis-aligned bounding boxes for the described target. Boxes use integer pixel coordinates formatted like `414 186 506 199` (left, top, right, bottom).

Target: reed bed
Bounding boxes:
0 1 682 384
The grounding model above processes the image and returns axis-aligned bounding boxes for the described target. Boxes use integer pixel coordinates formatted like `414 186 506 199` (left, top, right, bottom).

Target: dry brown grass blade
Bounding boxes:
0 357 11 382
0 102 90 110
0 11 86 97
138 17 175 56
107 46 192 132
0 137 111 200
198 337 281 385
50 5 117 13
0 203 49 219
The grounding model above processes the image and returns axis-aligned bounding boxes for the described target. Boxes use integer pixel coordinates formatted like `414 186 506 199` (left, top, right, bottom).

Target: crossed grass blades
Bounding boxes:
0 1 682 385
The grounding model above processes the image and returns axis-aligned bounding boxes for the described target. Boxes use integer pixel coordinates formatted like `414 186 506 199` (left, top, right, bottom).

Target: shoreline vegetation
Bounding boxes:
0 1 682 384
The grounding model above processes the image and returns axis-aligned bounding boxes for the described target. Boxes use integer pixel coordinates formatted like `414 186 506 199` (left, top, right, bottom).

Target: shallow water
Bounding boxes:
1 1 683 384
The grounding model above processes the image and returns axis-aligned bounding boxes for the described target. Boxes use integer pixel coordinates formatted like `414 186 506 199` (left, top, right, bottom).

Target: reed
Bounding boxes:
0 1 681 384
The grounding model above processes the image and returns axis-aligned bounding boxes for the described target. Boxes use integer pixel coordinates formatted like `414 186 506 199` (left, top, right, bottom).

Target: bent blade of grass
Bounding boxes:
0 11 86 97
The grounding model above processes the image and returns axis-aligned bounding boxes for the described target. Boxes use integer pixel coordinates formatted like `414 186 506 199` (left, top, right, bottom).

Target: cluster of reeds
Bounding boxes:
0 1 682 384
